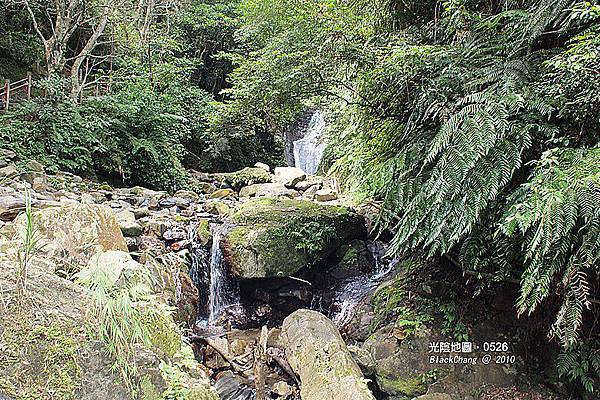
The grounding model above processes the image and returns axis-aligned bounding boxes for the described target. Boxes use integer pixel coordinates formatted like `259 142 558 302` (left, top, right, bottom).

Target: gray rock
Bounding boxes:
116 210 143 237
282 310 375 400
0 165 18 178
315 188 338 202
302 184 320 200
254 162 271 172
223 198 366 279
274 167 306 188
0 148 16 160
0 193 25 221
239 183 299 198
25 159 44 173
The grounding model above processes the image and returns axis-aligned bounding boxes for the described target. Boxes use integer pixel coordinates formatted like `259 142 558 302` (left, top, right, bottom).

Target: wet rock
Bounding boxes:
158 198 177 208
223 198 366 278
239 182 299 198
214 371 255 400
116 210 143 237
163 226 187 241
315 188 338 202
282 309 375 400
143 218 171 239
274 167 306 188
210 188 236 199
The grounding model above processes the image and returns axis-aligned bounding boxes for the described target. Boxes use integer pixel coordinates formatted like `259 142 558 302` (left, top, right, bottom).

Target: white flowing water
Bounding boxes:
207 224 239 325
330 242 398 329
293 110 326 174
189 223 239 326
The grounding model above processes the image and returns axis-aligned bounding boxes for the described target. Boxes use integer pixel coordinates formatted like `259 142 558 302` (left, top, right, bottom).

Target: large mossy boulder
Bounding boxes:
11 204 128 272
0 254 217 400
282 309 375 400
222 198 366 279
215 167 272 190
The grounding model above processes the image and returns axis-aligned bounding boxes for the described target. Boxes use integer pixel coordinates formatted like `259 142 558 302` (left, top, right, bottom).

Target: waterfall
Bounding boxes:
189 222 239 326
330 242 397 329
293 111 326 174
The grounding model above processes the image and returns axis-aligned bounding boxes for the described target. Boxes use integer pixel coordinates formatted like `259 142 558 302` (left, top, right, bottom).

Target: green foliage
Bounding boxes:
500 148 600 348
439 302 469 342
75 257 175 397
16 190 41 300
556 338 600 393
0 80 213 190
291 221 336 254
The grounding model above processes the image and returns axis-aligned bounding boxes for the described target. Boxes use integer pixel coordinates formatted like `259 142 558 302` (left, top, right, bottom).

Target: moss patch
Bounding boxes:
376 374 426 397
216 167 271 190
0 307 82 400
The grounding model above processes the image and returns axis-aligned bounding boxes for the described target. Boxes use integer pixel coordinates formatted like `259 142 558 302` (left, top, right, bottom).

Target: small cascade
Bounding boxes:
293 111 326 174
207 224 239 325
189 222 240 327
329 242 398 329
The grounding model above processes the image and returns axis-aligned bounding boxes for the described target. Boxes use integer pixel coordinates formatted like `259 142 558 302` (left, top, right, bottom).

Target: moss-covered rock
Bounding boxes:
282 309 375 400
12 204 128 274
222 197 366 279
216 167 272 190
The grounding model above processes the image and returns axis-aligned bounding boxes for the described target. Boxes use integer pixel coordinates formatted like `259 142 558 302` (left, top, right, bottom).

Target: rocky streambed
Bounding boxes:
0 157 568 400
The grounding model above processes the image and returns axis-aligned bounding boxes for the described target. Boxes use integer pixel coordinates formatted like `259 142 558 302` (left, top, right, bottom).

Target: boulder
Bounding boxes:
204 201 231 217
194 181 218 195
239 183 299 198
302 184 321 200
116 210 143 237
282 310 375 400
173 190 200 202
274 167 306 188
363 324 514 398
222 198 366 279
315 188 338 202
0 165 18 178
13 204 128 271
210 188 236 200
0 255 217 400
293 180 321 191
254 162 271 172
216 167 272 190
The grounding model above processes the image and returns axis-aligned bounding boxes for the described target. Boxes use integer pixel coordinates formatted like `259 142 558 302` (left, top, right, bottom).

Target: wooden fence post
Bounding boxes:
27 72 32 99
4 79 9 112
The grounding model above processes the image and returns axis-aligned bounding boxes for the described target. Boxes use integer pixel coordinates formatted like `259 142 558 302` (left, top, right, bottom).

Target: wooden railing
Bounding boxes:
0 73 33 112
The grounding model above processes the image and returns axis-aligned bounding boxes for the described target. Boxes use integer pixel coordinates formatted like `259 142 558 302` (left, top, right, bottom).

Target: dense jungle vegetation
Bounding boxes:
0 0 598 394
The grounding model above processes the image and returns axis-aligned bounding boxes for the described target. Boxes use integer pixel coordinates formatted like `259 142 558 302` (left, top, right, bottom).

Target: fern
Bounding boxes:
500 147 600 347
